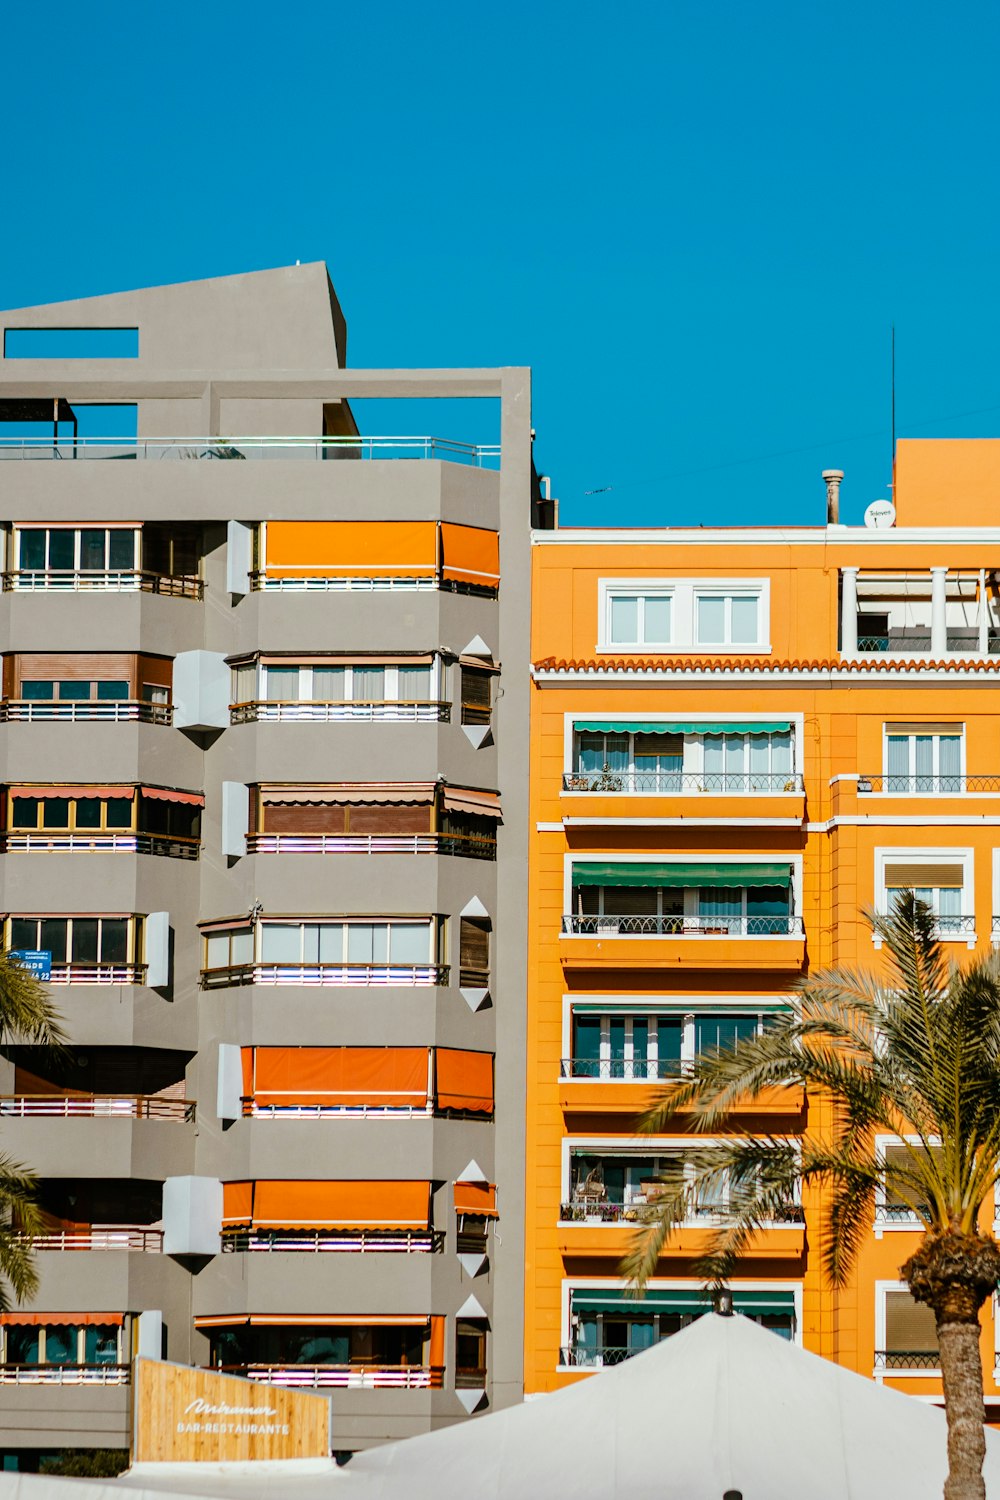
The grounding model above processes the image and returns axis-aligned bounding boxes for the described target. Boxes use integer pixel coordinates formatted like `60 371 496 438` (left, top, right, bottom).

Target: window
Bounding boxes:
236 660 437 710
204 926 255 972
18 679 130 703
879 855 971 938
569 724 795 793
6 916 133 966
459 917 490 986
569 1008 780 1079
202 918 442 980
15 528 137 575
142 683 169 705
599 579 769 653
883 726 963 793
1 1324 122 1368
10 793 135 832
455 1322 487 1388
577 883 790 935
460 666 494 724
880 1288 939 1370
879 1141 940 1223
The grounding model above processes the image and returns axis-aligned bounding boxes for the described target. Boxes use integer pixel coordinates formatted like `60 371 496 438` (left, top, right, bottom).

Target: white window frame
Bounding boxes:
257 917 437 965
873 848 975 949
873 1133 943 1238
560 994 793 1068
256 660 438 706
874 1281 941 1381
563 852 803 934
597 578 770 654
879 725 966 793
563 712 804 788
560 1136 801 1219
14 526 139 574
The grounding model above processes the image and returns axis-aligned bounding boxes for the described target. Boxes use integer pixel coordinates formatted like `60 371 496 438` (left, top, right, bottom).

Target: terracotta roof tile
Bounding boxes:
533 656 1000 673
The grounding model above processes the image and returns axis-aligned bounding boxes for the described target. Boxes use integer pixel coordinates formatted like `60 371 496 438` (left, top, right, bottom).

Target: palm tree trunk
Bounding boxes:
937 1317 987 1500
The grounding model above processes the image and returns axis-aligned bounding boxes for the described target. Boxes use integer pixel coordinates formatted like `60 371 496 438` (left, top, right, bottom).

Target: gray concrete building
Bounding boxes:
0 264 541 1463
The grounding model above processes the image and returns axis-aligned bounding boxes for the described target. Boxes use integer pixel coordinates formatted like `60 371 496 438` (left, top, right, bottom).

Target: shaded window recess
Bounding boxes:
3 328 139 359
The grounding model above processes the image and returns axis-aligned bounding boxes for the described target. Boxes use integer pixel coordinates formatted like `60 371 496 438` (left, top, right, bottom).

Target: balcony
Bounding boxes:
3 569 202 598
556 1211 805 1258
202 961 448 990
2 831 199 859
0 435 500 467
220 1229 442 1253
0 1095 194 1121
0 698 171 725
874 1350 939 1371
842 568 1000 658
45 963 147 986
245 832 495 859
214 1363 443 1389
560 914 805 972
0 1363 130 1385
233 699 449 725
29 1227 163 1252
856 774 1000 795
557 1061 805 1118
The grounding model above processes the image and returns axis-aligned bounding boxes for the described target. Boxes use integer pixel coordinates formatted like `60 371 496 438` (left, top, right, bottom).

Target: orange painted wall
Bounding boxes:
526 516 1000 1406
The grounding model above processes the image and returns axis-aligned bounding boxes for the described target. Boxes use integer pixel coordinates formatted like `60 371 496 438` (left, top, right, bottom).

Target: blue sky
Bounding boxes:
2 0 998 526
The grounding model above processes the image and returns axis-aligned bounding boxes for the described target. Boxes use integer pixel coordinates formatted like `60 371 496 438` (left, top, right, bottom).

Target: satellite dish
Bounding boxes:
864 499 896 529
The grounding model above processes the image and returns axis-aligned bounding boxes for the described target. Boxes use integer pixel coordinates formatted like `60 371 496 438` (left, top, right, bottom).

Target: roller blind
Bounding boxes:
245 1046 429 1108
264 521 438 580
454 1182 498 1217
440 524 500 587
435 1050 494 1113
884 863 965 888
571 862 792 889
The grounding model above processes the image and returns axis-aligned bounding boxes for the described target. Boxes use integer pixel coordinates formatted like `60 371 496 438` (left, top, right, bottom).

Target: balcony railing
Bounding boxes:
560 1344 645 1368
221 1229 441 1253
201 962 448 990
3 569 203 599
562 915 802 937
857 775 1000 794
0 435 500 466
214 1363 444 1389
2 832 199 859
0 1363 130 1385
560 1058 681 1081
874 1350 939 1370
27 1228 163 1252
857 629 1000 655
46 963 147 986
231 700 450 725
559 1201 804 1226
874 1204 929 1225
562 772 803 794
0 699 172 725
0 1094 194 1121
245 832 494 859
243 1100 433 1120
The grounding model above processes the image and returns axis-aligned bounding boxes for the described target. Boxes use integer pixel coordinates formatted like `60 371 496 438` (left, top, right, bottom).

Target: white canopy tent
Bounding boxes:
2 1314 1000 1500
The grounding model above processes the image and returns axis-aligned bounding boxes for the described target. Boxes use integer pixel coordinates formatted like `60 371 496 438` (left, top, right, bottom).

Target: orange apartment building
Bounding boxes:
525 438 1000 1414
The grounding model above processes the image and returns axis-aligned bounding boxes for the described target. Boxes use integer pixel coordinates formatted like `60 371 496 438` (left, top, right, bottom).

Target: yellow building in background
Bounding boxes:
525 439 1000 1414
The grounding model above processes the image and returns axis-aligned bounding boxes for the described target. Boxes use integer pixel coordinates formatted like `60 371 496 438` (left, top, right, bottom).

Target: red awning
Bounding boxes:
454 1182 498 1217
0 1312 124 1326
435 1050 494 1113
244 1046 430 1108
195 1314 429 1328
140 787 205 806
222 1180 432 1231
8 786 133 800
441 788 502 819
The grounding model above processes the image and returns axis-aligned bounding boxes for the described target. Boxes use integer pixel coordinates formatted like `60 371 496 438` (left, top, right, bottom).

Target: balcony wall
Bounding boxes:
554 1220 806 1259
559 930 806 972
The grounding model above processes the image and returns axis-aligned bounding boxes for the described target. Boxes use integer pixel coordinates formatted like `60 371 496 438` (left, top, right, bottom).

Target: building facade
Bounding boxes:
525 441 1000 1415
0 264 538 1462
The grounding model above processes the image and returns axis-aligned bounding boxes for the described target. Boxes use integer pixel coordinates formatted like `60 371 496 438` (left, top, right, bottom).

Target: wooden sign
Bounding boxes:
132 1358 330 1464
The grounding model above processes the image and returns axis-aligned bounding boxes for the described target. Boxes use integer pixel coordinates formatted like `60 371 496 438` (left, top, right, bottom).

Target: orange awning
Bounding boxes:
436 1050 494 1114
195 1314 430 1328
264 521 438 580
454 1183 498 1217
8 786 133 800
222 1180 432 1230
0 1313 124 1326
441 787 502 819
259 784 437 806
244 1046 430 1108
140 787 205 806
440 524 500 587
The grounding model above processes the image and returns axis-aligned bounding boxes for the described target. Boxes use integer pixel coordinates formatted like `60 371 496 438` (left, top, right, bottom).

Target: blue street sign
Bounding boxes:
9 950 52 980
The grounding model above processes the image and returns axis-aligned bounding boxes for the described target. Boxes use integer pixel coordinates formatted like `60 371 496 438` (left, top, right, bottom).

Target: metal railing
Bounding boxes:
27 1228 163 1252
874 1350 939 1370
215 1363 444 1389
562 914 803 937
0 435 501 466
221 1229 441 1253
3 569 203 598
250 574 443 593
2 832 199 859
560 1344 646 1368
562 771 803 794
0 700 172 725
855 632 1000 655
857 775 1000 794
45 963 147 986
0 1363 130 1385
0 1094 194 1121
201 962 448 990
560 1057 682 1081
559 1201 804 1226
231 700 450 725
245 832 494 859
873 1204 928 1225
243 1100 433 1120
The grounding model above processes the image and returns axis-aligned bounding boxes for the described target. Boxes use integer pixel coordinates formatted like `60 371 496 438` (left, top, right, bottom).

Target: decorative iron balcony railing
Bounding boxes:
857 774 1000 794
559 1201 804 1226
562 772 803 794
559 1344 643 1368
873 1350 939 1370
562 915 803 937
560 1057 682 1081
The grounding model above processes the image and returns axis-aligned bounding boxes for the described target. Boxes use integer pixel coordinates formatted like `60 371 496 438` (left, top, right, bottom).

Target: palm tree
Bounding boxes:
0 953 66 1310
622 893 1000 1500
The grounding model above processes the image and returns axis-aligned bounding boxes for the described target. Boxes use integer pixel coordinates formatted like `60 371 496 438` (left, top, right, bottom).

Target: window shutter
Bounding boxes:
459 918 490 985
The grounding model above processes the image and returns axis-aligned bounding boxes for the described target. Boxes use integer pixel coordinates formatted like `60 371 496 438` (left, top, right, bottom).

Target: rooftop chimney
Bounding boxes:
823 469 844 524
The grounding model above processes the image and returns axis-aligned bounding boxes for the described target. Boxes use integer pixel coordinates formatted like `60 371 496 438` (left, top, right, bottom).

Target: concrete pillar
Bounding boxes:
931 567 948 655
841 568 859 655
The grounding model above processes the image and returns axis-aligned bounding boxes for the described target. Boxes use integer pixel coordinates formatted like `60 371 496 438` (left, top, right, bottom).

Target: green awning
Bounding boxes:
575 721 791 735
571 862 791 889
570 1289 796 1314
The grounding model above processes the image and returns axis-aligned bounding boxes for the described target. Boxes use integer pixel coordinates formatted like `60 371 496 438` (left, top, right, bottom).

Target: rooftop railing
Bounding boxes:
0 699 172 725
244 832 494 859
2 832 199 859
562 772 803 794
562 915 802 937
231 699 450 725
221 1229 441 1253
216 1363 443 1389
0 436 501 467
0 1363 130 1385
2 569 203 599
0 1094 194 1121
857 775 1000 794
201 962 448 990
